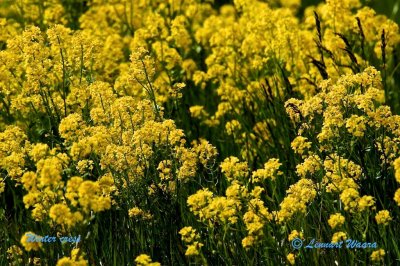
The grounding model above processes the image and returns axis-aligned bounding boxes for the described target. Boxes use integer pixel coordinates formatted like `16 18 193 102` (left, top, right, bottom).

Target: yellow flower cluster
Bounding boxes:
187 187 242 226
0 8 226 259
220 156 249 182
181 0 400 162
395 189 400 206
20 232 42 252
6 245 23 266
192 139 218 167
332 231 347 243
56 249 88 266
1 0 399 264
134 254 161 266
187 188 214 219
276 179 316 224
296 154 322 178
0 126 28 181
323 155 362 193
288 230 304 241
179 226 204 257
242 198 273 249
395 158 400 183
346 115 367 137
328 213 345 229
394 158 400 206
287 67 385 143
20 146 113 229
252 158 283 182
286 253 296 265
370 249 385 262
128 207 153 221
375 210 392 226
291 136 312 157
286 66 400 225
49 203 84 228
340 188 375 212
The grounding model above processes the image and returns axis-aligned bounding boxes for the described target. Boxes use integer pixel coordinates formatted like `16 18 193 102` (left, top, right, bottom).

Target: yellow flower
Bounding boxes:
20 232 42 251
395 189 400 206
250 186 264 198
21 172 37 191
340 188 359 212
220 156 249 182
287 253 295 265
0 179 4 194
370 249 385 262
179 226 200 243
328 213 345 229
187 188 213 217
190 105 209 120
36 155 68 188
332 232 347 243
157 160 173 180
128 207 152 220
346 115 367 137
29 143 49 162
76 160 94 174
7 245 23 256
56 248 88 266
357 195 375 211
296 155 322 178
242 235 256 249
169 15 192 49
130 47 155 85
276 179 316 223
59 113 86 142
78 180 111 213
29 257 41 265
288 230 303 242
375 210 392 225
192 138 218 167
134 254 161 266
65 176 83 207
226 182 248 199
134 254 151 265
49 203 84 228
185 242 204 256
285 98 303 123
394 157 400 183
7 245 23 264
291 136 312 156
203 196 239 224
225 120 241 135
252 158 283 182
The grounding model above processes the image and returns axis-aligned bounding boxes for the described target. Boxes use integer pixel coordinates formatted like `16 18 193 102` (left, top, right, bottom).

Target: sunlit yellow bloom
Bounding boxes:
375 210 392 225
20 232 42 251
287 253 295 265
134 254 161 266
252 158 283 182
56 248 88 266
220 156 249 182
328 213 345 229
395 189 400 206
332 232 347 243
288 230 304 241
370 249 385 262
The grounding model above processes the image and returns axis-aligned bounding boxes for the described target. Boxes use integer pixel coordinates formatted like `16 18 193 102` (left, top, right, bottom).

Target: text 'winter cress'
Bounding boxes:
25 233 81 244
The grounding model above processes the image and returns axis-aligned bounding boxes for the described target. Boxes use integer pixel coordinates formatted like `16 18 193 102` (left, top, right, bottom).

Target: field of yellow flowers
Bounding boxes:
1 0 400 265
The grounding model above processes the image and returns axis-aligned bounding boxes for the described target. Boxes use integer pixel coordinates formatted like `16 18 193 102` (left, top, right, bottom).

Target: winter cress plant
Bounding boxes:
0 0 399 265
